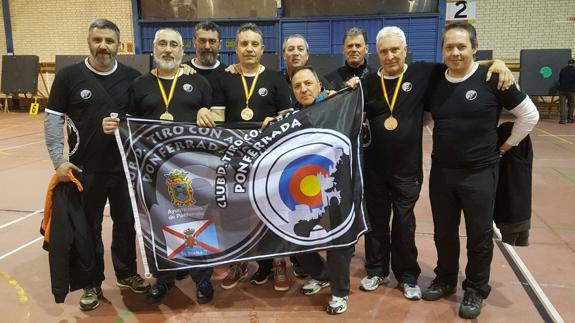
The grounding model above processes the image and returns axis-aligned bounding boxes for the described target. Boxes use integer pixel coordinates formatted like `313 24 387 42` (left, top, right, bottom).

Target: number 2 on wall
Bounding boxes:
455 1 468 19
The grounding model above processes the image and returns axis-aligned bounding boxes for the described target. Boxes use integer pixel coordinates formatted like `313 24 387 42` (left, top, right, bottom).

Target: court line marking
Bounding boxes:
552 168 575 187
0 236 43 261
0 209 43 230
493 225 565 323
537 134 575 137
0 140 45 151
535 127 573 145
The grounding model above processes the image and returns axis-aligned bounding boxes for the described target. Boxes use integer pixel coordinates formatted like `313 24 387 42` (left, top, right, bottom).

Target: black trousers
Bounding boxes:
256 259 273 274
296 246 354 297
363 166 421 285
157 267 213 284
429 164 499 298
83 172 137 283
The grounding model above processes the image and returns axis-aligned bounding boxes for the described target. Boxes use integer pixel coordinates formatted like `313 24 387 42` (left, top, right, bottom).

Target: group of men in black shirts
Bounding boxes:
46 17 538 319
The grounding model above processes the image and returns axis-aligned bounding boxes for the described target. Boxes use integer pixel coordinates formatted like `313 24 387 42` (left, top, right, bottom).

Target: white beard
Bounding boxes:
154 56 182 71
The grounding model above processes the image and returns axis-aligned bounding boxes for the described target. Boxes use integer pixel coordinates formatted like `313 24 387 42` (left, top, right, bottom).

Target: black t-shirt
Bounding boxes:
558 65 575 92
364 62 436 179
129 71 212 122
184 59 228 89
426 64 527 169
47 60 141 173
211 67 292 122
325 60 374 90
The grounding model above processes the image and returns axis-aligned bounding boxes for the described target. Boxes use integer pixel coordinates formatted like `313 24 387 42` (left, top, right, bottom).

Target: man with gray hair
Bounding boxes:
103 27 215 304
360 25 515 302
281 34 332 106
325 27 374 90
44 18 148 311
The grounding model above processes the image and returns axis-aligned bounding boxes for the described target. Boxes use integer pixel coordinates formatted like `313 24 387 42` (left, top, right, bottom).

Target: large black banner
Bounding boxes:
116 88 367 275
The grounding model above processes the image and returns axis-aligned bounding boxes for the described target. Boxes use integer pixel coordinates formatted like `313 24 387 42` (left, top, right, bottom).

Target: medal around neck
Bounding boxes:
384 116 398 131
160 111 174 121
241 106 254 121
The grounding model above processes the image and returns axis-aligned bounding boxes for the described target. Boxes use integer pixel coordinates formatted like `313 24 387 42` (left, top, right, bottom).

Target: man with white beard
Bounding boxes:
102 28 214 304
44 19 148 311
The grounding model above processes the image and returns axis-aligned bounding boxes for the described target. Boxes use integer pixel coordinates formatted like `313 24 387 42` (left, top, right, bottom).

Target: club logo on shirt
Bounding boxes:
402 82 413 92
183 84 194 93
80 89 92 100
258 88 268 97
465 90 478 101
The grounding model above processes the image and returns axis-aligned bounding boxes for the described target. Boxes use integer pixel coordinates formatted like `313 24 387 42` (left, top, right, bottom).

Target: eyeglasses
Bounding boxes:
156 40 181 49
195 38 218 45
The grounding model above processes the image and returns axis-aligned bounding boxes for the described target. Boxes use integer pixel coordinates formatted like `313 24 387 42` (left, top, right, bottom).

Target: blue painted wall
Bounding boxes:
133 1 447 68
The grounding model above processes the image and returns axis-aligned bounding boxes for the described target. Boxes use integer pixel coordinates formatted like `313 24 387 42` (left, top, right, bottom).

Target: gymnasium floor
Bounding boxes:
0 111 573 322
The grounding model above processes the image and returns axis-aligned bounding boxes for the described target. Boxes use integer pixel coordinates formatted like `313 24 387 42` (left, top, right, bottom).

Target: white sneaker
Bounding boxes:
327 295 348 314
402 283 422 300
301 279 330 295
359 275 389 291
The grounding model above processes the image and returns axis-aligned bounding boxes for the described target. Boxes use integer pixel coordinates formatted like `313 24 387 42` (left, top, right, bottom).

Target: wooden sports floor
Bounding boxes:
0 111 573 323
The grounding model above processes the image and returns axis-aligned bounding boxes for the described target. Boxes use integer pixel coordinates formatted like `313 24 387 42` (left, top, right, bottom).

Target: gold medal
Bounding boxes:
380 70 404 132
384 116 398 131
239 65 261 122
241 106 254 121
156 68 180 121
160 112 174 121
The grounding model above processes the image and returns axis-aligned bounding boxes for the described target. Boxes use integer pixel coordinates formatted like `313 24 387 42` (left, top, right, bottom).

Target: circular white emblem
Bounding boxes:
258 88 268 97
80 89 92 100
465 90 478 101
182 84 193 93
402 82 412 92
249 129 355 245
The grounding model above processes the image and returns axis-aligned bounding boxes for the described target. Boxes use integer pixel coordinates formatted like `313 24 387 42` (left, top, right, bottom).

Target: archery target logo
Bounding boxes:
250 129 356 245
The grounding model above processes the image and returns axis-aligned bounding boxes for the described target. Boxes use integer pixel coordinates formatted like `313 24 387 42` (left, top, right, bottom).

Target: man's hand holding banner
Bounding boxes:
115 88 368 276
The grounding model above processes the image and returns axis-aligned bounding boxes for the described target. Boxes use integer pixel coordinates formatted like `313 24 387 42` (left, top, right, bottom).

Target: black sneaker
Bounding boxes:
292 262 307 279
79 286 103 311
459 289 484 319
250 270 273 285
422 281 456 301
145 281 174 304
196 279 214 304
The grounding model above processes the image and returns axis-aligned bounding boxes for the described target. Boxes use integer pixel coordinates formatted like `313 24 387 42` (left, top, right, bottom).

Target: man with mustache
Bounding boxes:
197 23 292 292
102 28 215 304
325 27 374 90
44 19 149 311
185 21 228 92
